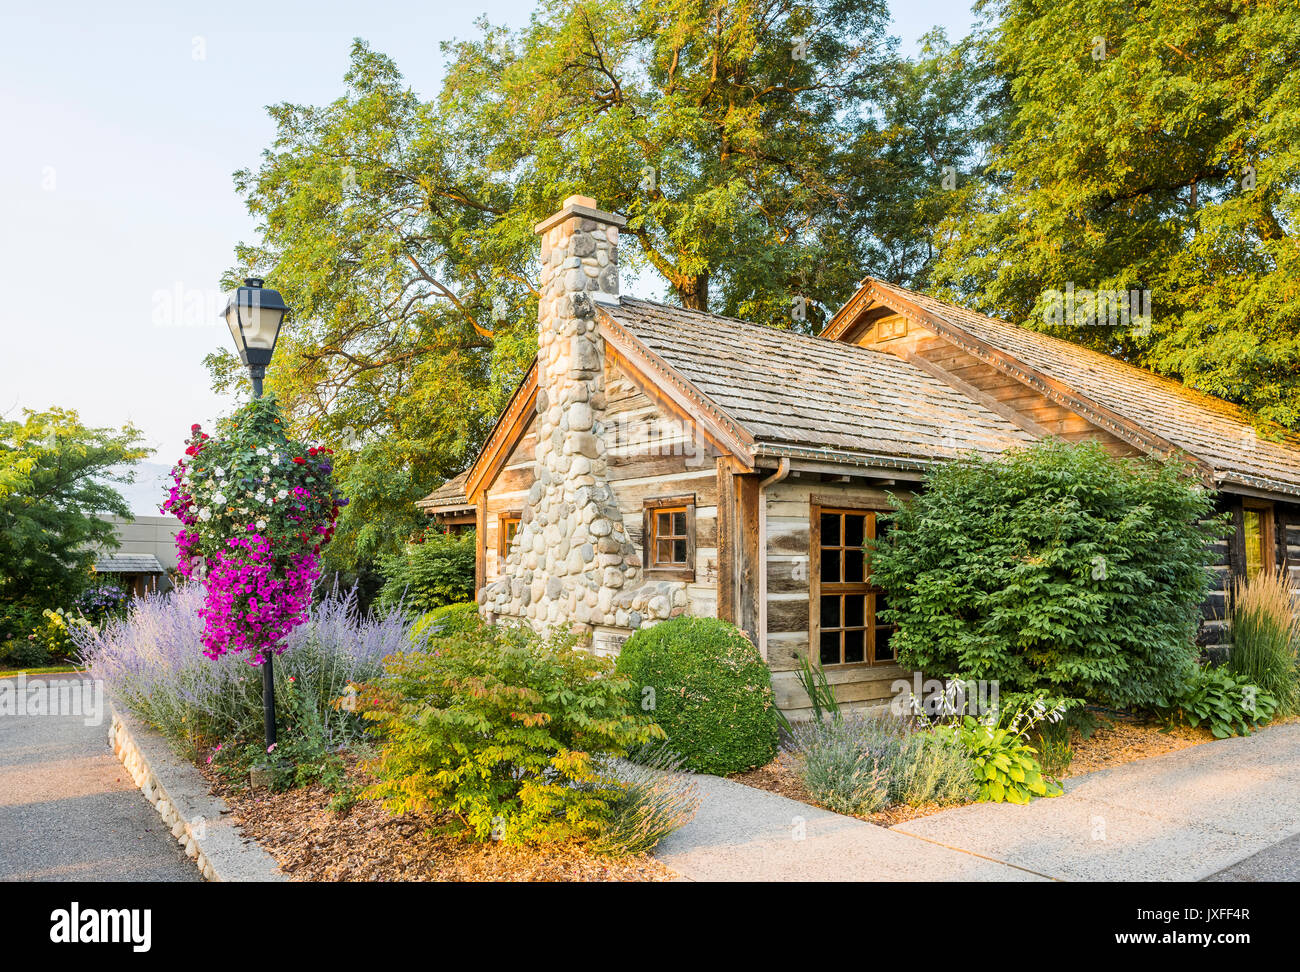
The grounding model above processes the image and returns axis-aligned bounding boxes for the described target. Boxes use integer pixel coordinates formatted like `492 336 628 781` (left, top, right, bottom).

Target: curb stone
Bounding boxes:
109 705 286 882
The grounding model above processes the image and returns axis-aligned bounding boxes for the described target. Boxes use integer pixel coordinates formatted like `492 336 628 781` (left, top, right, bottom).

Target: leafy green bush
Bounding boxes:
934 718 1061 804
377 530 476 617
361 622 666 845
888 729 980 807
615 617 778 775
1228 569 1299 716
1 635 51 668
1154 665 1278 738
868 440 1226 709
412 601 483 642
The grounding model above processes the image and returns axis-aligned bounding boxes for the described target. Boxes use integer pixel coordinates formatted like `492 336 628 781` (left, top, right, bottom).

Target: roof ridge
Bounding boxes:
615 295 920 367
869 278 1300 449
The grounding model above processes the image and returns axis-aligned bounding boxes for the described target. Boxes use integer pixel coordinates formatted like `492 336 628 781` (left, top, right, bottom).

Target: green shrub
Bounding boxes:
361 623 666 845
615 617 778 775
1 635 51 668
868 440 1226 710
377 530 476 617
1228 569 1299 716
888 729 980 807
1154 665 1278 738
412 601 483 642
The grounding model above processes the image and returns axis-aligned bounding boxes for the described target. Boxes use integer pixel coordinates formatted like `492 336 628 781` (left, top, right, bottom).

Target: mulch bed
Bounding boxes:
731 712 1219 826
203 762 675 882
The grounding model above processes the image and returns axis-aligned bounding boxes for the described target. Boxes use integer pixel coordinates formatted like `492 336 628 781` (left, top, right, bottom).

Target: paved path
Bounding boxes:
0 675 198 882
654 774 1043 881
655 723 1300 881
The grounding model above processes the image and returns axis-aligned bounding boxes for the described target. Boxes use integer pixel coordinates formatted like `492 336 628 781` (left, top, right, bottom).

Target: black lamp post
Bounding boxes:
221 277 289 749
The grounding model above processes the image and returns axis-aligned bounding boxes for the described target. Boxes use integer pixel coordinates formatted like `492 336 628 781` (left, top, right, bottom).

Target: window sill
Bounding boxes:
644 567 695 583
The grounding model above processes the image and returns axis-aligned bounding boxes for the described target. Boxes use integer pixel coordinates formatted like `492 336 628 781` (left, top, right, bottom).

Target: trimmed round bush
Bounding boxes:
413 601 483 642
615 617 778 775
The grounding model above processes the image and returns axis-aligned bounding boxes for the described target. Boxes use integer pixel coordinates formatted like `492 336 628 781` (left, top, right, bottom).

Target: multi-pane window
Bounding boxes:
643 495 695 579
498 513 521 557
812 507 894 666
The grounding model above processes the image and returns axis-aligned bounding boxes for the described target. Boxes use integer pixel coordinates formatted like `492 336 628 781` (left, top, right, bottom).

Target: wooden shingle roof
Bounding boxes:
859 279 1300 496
603 298 1036 467
416 470 473 513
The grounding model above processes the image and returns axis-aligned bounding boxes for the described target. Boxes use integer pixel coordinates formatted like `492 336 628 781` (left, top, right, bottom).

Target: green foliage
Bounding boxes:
0 633 52 668
361 623 665 845
412 601 483 641
868 440 1226 709
1154 665 1278 739
1228 569 1300 716
931 0 1300 430
793 656 841 725
0 407 146 633
378 530 477 616
935 718 1061 805
615 617 778 775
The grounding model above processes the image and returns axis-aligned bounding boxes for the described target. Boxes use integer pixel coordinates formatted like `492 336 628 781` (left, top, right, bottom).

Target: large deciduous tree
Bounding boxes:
931 0 1300 428
0 409 146 637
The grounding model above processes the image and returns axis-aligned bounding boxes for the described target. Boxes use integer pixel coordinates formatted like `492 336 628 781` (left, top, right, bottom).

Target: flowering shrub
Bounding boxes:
162 395 346 663
76 584 130 626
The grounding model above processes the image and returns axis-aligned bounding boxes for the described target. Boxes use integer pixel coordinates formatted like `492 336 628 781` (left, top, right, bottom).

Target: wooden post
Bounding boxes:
716 456 760 643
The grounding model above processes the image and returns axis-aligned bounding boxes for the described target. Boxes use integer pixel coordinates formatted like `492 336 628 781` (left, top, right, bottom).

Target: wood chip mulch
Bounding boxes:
202 762 675 882
1062 712 1214 777
731 713 1220 826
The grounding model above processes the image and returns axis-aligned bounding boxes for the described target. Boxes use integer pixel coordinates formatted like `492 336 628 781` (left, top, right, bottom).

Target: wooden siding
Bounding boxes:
764 473 915 719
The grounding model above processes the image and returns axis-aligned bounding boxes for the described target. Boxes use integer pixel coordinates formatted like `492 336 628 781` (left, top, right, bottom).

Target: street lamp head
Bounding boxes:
222 277 289 369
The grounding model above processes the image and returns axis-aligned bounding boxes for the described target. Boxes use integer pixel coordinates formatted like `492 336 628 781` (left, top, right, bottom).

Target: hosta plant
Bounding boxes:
1154 665 1278 739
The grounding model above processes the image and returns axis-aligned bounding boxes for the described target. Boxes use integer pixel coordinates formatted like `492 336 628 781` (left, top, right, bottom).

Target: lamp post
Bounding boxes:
221 277 289 749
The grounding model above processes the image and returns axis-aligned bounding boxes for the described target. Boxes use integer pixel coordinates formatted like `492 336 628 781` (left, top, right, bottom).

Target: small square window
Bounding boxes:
644 496 695 579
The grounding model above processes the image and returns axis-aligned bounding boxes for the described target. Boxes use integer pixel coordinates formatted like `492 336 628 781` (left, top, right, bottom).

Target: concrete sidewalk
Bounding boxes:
654 723 1300 882
653 774 1045 881
0 675 199 882
894 722 1300 882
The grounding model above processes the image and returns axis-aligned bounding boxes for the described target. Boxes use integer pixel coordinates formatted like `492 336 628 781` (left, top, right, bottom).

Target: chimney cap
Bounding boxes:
534 194 627 235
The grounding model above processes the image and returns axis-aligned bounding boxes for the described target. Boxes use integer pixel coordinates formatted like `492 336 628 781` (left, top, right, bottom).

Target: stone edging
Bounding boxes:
109 705 286 882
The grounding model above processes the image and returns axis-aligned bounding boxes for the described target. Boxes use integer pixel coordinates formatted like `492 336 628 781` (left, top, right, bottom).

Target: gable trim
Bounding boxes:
598 310 756 468
466 358 538 502
829 279 1216 481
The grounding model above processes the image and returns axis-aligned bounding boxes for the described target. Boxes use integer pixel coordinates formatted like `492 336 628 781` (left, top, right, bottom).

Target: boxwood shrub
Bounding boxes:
615 617 778 775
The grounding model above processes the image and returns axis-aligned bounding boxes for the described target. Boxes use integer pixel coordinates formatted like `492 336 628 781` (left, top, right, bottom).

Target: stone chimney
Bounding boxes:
481 196 685 635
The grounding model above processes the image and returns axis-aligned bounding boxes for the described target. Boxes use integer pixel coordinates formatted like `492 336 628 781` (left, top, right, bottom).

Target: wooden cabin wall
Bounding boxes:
852 316 1141 457
764 473 913 719
483 421 539 585
603 365 720 619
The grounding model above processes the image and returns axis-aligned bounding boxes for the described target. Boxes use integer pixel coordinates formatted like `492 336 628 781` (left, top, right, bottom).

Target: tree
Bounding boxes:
930 0 1300 428
0 409 146 637
867 440 1227 710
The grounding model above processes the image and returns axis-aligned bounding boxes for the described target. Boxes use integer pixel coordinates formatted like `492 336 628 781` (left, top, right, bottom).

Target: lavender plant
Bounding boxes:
74 582 424 757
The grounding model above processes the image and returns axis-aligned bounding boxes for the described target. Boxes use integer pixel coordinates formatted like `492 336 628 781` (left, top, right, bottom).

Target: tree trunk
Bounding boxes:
676 272 709 311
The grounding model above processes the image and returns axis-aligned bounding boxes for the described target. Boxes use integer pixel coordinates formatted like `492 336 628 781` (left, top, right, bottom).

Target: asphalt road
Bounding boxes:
0 675 199 882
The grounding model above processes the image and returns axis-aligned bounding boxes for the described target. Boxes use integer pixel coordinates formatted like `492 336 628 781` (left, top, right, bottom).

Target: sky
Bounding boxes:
0 0 982 514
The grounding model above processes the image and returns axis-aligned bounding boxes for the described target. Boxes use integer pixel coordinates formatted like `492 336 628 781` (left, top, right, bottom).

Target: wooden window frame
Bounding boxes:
1241 499 1276 580
497 511 522 558
642 494 696 581
809 502 895 668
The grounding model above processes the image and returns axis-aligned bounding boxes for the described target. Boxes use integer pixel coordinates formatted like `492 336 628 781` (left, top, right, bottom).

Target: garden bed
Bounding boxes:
732 713 1219 825
203 761 676 882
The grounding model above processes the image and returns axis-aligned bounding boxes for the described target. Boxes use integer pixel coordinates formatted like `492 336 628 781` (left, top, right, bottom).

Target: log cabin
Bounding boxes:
418 194 1300 719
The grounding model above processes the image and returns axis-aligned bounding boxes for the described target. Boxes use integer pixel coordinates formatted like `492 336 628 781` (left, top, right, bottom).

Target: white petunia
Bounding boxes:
276 489 288 500
198 508 212 521
256 520 266 530
214 467 225 477
213 492 227 505
257 447 268 456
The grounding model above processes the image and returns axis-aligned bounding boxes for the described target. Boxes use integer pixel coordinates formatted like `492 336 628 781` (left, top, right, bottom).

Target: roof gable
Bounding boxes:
827 278 1300 496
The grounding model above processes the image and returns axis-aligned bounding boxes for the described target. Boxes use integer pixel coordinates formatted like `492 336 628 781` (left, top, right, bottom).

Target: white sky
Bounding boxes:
0 0 980 512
